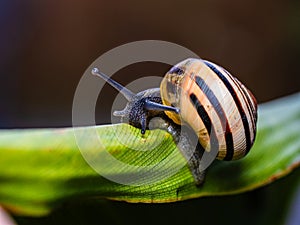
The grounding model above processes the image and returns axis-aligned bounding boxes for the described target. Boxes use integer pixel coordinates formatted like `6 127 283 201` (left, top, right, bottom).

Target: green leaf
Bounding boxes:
0 93 299 216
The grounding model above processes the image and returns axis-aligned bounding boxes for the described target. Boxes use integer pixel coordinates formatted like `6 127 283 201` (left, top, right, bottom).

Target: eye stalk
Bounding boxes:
91 68 135 101
91 67 179 134
144 99 180 114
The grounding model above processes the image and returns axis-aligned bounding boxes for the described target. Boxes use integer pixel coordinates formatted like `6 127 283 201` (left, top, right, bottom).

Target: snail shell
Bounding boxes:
160 58 257 161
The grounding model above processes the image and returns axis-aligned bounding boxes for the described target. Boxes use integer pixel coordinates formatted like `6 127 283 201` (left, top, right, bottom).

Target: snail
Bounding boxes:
91 58 258 185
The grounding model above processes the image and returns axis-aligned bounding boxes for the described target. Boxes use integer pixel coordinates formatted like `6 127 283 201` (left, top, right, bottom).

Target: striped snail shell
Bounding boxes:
91 58 258 185
160 58 257 161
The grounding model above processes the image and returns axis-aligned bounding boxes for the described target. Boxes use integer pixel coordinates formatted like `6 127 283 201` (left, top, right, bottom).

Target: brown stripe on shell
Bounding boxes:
205 61 257 157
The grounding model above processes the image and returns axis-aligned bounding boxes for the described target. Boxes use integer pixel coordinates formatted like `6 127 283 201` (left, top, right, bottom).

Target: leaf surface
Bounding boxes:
0 93 299 216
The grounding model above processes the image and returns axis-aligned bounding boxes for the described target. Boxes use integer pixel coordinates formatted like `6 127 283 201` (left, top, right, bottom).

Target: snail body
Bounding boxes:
91 58 257 185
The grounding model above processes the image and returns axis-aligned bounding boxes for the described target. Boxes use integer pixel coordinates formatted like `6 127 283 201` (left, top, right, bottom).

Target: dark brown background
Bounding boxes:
1 1 300 225
0 0 299 128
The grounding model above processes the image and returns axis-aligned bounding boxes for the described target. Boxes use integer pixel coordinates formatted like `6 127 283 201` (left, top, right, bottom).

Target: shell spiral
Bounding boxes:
160 58 257 161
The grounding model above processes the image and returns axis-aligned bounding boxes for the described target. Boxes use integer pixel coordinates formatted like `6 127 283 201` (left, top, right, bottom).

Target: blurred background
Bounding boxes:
0 0 299 129
0 0 299 224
